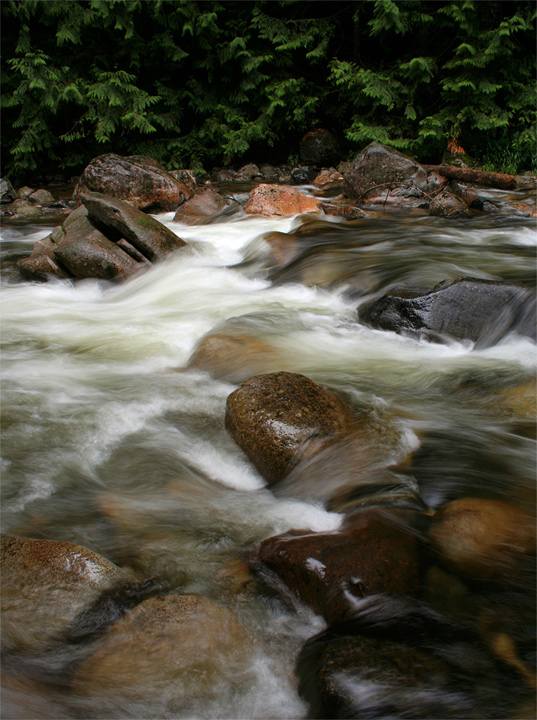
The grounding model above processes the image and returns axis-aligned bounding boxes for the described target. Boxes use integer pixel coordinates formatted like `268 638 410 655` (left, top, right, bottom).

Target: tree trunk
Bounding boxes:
423 165 532 190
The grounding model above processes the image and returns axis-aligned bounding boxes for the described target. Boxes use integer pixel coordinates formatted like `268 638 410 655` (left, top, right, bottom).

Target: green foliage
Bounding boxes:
1 0 536 181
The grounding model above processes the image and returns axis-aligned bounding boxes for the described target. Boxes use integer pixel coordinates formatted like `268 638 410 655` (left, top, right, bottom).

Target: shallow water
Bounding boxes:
1 191 536 718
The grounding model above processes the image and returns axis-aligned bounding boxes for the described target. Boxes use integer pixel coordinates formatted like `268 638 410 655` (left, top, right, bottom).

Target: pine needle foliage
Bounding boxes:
1 0 535 181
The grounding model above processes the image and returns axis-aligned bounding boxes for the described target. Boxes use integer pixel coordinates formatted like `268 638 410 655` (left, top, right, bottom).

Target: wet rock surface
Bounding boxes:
1 534 133 654
70 594 252 702
297 594 529 720
253 508 424 623
173 187 232 224
225 372 354 485
358 277 536 347
74 153 196 211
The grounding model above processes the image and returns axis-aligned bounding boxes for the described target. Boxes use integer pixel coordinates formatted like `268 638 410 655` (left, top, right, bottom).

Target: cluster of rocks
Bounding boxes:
3 370 534 717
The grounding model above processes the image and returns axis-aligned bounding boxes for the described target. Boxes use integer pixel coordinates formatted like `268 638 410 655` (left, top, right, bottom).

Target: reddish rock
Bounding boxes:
173 188 230 224
429 498 536 584
255 508 423 623
321 203 365 220
313 168 344 191
75 153 196 211
225 372 353 485
244 184 322 217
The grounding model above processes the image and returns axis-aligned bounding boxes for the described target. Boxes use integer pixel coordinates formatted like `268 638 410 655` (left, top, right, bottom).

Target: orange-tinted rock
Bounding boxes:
255 508 423 623
429 498 536 584
313 168 344 191
244 184 322 217
225 372 353 485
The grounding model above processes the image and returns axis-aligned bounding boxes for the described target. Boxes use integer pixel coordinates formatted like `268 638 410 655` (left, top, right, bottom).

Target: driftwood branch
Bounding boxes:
422 164 532 190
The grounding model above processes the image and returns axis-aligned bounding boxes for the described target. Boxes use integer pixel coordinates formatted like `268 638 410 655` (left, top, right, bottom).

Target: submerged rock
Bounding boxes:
173 187 232 224
225 372 353 485
244 184 322 216
358 277 536 347
75 153 196 211
297 594 527 719
428 497 536 586
253 508 424 623
1 534 132 654
70 594 252 702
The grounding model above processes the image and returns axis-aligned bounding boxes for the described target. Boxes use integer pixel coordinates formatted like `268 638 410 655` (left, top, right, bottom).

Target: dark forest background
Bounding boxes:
2 0 535 182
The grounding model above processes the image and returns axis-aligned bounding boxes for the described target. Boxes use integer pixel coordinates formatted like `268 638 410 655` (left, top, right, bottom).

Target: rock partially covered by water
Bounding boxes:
80 191 186 261
253 509 423 623
71 594 252 704
429 189 470 217
1 534 132 654
343 141 431 201
225 372 353 485
358 277 536 347
75 153 196 211
429 498 536 586
173 187 232 225
300 129 341 167
244 184 322 217
297 594 526 719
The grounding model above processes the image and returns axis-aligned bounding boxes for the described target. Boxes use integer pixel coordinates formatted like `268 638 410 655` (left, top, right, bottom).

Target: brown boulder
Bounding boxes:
343 141 430 201
71 594 252 701
244 184 322 217
173 187 231 224
429 189 470 217
1 534 132 653
225 372 354 485
74 153 196 211
255 508 423 623
428 498 536 585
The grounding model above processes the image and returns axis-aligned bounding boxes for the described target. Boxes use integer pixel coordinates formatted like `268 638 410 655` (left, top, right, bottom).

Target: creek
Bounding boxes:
1 185 535 718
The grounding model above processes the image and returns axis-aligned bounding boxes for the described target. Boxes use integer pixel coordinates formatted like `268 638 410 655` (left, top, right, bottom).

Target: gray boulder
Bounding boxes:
358 278 536 347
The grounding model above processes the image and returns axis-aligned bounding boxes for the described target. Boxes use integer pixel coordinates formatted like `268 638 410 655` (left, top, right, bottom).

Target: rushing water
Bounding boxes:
1 187 536 719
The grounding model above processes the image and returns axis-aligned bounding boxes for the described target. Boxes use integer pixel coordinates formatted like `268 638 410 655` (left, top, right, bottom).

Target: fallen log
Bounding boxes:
423 165 533 190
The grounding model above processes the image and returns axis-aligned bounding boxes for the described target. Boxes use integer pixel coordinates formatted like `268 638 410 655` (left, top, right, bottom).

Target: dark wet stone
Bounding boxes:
28 189 55 206
254 508 424 623
225 372 353 485
297 594 527 719
429 190 470 217
358 277 536 348
1 534 132 654
53 234 142 281
0 177 17 204
300 129 341 167
321 203 365 220
173 188 231 224
75 153 196 211
291 166 318 185
80 191 186 261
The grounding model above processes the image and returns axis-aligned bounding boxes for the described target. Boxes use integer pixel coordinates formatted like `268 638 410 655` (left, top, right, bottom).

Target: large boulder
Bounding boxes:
225 372 354 485
0 177 17 204
428 498 536 586
358 277 536 348
173 187 232 224
254 508 423 623
343 141 432 201
80 191 186 261
1 534 133 654
70 594 252 703
300 129 340 167
74 153 196 211
244 184 322 216
297 595 524 720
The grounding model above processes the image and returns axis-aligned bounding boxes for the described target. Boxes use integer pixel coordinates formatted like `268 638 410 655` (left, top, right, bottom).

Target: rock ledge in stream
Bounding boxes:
75 153 196 211
244 184 322 216
1 534 133 654
358 277 536 348
225 372 354 485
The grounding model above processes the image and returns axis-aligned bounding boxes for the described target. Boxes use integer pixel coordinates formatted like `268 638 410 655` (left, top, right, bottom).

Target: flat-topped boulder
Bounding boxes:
74 153 196 211
244 184 322 217
1 534 133 654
